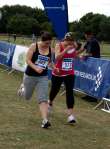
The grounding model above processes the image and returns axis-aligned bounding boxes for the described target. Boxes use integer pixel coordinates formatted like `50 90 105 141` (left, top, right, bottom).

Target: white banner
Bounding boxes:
12 45 28 72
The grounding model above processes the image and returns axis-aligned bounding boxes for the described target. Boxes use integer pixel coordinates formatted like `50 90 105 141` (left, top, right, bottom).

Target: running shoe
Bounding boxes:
41 120 51 128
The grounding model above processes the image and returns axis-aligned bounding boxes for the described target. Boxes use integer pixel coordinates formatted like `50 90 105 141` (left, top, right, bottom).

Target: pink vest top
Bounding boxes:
52 43 76 76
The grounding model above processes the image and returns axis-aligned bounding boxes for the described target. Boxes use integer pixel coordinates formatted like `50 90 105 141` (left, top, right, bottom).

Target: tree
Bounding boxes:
41 22 53 33
0 5 49 35
7 14 41 35
99 17 110 41
69 12 110 41
33 8 48 23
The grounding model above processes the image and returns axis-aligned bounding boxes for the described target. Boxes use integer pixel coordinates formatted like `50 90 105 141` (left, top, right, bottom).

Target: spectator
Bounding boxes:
78 30 101 101
78 30 100 58
13 34 16 42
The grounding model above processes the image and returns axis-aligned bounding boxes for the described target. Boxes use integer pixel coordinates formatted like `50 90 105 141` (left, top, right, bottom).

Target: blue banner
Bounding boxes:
74 58 110 99
0 41 16 67
41 0 68 40
48 57 110 99
1 40 110 99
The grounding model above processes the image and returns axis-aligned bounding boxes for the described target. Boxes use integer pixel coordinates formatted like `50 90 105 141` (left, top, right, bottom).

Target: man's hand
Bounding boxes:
79 54 89 60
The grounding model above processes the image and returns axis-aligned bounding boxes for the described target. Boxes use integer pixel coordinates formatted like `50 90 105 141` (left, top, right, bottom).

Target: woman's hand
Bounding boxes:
65 45 74 52
35 67 43 74
54 67 61 75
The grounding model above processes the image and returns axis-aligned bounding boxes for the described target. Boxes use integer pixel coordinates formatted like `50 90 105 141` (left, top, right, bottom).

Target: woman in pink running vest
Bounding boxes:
48 32 78 124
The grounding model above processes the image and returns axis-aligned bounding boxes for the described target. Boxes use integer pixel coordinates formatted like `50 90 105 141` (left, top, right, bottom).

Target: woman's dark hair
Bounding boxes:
40 31 52 41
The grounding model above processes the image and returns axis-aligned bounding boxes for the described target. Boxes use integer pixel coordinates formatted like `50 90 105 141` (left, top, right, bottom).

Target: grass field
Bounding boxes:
0 36 110 148
0 66 110 149
0 35 33 46
0 34 110 58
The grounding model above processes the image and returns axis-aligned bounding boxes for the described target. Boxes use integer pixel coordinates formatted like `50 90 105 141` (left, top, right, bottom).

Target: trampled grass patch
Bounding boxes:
0 67 110 149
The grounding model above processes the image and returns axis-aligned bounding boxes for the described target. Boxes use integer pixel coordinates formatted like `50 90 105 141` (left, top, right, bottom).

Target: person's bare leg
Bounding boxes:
39 102 48 120
39 102 51 128
67 108 73 116
67 108 76 123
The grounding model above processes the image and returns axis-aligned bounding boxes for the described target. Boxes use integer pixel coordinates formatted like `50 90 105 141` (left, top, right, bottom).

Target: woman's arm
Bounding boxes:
26 43 43 74
55 44 73 60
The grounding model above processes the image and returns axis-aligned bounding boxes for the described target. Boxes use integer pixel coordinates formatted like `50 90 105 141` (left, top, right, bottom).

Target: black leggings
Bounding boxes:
49 75 75 109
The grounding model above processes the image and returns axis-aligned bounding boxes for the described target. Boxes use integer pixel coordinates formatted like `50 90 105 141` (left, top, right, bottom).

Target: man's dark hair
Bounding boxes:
84 30 93 35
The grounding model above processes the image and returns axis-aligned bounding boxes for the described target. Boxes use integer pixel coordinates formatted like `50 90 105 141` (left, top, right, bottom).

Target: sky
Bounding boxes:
0 0 110 22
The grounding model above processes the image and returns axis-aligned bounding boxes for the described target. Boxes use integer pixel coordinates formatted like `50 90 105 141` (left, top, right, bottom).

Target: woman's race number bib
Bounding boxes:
62 58 73 71
35 55 49 69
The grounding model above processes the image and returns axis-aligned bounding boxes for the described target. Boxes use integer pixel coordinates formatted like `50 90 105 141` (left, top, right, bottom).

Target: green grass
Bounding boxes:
0 66 110 149
0 35 110 58
100 43 110 58
0 35 58 48
0 35 33 46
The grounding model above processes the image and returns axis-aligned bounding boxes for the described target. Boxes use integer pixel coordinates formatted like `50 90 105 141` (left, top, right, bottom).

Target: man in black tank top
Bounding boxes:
17 32 52 128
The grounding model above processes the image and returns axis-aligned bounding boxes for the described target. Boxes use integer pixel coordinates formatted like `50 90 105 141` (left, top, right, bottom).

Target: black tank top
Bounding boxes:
25 44 51 76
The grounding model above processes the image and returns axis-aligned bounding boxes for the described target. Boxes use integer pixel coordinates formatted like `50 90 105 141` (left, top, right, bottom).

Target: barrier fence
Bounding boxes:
0 40 110 113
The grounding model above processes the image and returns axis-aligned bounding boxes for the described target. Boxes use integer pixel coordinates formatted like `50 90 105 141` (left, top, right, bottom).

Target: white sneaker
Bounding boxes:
67 115 76 124
17 83 25 97
41 119 51 128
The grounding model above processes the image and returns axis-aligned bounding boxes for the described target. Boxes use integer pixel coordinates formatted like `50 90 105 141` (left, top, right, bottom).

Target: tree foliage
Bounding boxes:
70 12 110 41
0 5 51 36
0 5 110 41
